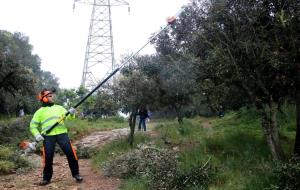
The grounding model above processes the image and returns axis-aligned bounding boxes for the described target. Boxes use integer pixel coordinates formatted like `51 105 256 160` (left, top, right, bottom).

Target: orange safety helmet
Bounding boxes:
37 89 54 103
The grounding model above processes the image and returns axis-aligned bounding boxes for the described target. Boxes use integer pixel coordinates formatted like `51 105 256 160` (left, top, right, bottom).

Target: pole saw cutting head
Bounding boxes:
19 140 37 155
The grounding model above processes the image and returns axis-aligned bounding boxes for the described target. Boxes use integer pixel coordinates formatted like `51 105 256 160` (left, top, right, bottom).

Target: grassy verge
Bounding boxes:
105 106 295 189
1 104 296 188
66 116 128 140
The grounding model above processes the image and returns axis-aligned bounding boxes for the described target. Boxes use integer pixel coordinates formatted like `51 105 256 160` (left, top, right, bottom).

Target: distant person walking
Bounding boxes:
29 88 83 186
137 105 149 132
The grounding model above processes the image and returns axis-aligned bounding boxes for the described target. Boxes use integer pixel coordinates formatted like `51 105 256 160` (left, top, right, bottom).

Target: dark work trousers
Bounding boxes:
138 118 147 131
42 133 79 181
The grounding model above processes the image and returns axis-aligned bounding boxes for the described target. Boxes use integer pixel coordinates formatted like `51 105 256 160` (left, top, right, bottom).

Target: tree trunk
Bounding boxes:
294 90 300 156
177 115 183 124
174 104 183 124
260 101 285 160
238 81 284 160
128 107 138 147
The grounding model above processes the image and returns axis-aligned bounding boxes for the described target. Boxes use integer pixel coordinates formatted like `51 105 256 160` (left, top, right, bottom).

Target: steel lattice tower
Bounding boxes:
75 0 129 89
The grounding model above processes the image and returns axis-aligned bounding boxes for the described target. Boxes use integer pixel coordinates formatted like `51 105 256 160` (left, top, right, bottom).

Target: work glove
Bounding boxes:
68 107 76 115
35 134 44 142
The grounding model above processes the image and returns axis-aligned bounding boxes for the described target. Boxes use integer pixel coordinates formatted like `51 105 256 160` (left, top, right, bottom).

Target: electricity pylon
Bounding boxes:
74 0 129 89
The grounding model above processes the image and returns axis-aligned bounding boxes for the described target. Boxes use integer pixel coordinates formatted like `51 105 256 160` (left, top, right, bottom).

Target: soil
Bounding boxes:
0 128 131 190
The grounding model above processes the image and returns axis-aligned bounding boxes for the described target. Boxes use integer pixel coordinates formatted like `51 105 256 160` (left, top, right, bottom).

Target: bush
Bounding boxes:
0 116 32 145
0 146 30 174
76 146 97 159
0 146 13 160
271 156 300 190
0 116 32 175
0 160 15 174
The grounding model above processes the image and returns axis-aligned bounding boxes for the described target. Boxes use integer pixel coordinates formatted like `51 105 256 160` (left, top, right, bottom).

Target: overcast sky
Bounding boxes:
0 0 189 89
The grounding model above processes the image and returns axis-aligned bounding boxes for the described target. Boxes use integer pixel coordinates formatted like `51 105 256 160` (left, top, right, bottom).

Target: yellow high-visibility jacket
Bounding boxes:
29 104 75 137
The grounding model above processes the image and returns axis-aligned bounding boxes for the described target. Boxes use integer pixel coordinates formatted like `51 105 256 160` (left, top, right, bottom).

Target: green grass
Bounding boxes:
157 116 275 190
66 116 127 140
116 106 295 190
153 119 207 148
119 177 149 190
202 129 275 189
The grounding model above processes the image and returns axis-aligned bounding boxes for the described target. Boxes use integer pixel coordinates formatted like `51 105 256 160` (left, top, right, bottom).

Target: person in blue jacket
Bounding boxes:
137 105 149 131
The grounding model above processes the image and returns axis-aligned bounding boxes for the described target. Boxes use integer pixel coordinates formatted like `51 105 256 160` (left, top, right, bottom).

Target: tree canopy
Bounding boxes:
0 30 59 115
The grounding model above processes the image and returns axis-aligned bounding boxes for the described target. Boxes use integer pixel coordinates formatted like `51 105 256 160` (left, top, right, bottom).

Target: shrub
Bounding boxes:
0 146 13 160
0 160 15 174
0 146 30 174
0 116 32 145
76 146 97 159
271 156 300 190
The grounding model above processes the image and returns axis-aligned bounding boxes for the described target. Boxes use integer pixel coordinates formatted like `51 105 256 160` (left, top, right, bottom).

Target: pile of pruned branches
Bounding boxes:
102 145 214 189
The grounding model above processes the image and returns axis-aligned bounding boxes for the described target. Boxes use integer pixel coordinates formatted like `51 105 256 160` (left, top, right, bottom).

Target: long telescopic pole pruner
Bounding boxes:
45 68 120 134
45 5 187 134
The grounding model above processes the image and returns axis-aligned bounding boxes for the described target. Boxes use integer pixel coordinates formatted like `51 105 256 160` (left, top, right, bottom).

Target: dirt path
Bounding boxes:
0 128 130 190
76 128 129 148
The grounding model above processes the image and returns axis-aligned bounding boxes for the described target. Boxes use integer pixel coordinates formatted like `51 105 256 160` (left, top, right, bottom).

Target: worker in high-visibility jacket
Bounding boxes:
29 89 83 186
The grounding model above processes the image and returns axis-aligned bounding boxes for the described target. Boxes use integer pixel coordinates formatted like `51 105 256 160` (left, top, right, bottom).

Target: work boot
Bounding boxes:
74 174 83 182
39 179 50 186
